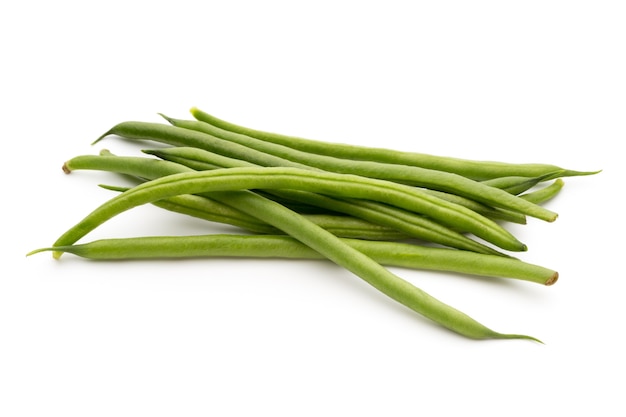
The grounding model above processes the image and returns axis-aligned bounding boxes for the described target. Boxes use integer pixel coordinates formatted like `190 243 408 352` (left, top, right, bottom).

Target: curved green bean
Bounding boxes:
155 116 558 222
56 166 525 251
46 174 539 341
29 234 558 286
68 151 508 254
520 179 565 205
189 107 598 180
68 154 524 252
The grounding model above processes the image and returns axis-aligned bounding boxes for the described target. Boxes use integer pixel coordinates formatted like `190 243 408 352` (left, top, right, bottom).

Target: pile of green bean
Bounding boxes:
28 107 599 342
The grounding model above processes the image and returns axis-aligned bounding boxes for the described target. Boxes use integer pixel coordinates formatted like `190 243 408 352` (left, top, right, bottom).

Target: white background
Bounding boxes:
2 1 625 416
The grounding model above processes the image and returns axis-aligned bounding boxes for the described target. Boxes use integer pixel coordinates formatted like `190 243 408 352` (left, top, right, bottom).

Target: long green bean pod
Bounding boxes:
68 152 508 254
189 107 598 180
29 234 558 286
64 159 524 251
154 116 558 222
46 173 539 341
520 179 565 205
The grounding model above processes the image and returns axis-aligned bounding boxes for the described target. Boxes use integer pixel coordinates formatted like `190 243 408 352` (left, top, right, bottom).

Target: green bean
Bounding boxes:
29 234 558 286
155 116 558 222
81 151 491 253
64 156 523 252
520 179 565 205
189 107 598 180
140 148 512 255
45 173 539 341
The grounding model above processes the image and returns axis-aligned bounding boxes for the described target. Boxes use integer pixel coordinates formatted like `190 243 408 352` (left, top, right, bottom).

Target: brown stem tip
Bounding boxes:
62 162 72 174
545 272 559 286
